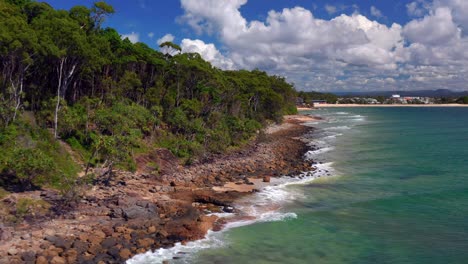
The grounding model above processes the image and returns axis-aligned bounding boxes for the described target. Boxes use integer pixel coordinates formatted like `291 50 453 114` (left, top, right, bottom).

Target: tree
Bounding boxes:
32 9 92 138
159 41 181 57
0 1 37 124
457 96 468 104
91 1 114 30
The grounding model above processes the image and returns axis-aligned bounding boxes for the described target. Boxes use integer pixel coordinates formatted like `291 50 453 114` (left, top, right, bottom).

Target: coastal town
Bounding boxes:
296 92 468 107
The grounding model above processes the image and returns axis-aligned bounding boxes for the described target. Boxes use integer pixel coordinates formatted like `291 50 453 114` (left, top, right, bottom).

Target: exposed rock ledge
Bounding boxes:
0 115 319 264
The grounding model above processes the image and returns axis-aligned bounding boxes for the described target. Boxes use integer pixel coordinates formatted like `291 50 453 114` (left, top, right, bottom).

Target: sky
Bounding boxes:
45 0 468 92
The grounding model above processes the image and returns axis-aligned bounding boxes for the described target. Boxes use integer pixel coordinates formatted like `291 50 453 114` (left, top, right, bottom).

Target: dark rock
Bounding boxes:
87 243 102 255
45 236 72 250
93 253 113 263
118 180 127 186
20 251 36 262
101 237 118 249
71 240 89 254
107 246 121 260
222 206 234 213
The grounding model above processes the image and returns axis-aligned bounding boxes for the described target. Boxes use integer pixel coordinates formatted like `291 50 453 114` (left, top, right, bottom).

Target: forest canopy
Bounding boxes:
0 0 297 190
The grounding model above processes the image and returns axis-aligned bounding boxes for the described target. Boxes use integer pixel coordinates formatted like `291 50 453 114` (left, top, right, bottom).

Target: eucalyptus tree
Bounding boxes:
0 1 37 125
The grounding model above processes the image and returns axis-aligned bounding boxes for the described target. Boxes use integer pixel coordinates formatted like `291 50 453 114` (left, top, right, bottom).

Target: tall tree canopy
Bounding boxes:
0 0 297 189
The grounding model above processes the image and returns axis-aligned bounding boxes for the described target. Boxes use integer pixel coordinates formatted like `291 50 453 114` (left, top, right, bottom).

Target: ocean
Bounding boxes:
129 107 468 264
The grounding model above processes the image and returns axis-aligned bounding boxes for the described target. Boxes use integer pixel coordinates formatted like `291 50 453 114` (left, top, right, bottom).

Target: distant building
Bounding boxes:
392 94 401 98
311 100 327 105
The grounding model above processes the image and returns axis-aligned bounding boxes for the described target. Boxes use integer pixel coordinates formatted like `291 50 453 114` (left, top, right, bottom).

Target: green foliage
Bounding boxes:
298 91 338 104
0 119 79 191
5 0 32 8
7 148 54 188
457 96 468 104
0 187 8 199
0 1 299 188
14 197 50 221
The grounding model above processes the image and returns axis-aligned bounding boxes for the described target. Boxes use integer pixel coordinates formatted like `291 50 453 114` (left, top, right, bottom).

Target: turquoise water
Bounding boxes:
130 107 468 264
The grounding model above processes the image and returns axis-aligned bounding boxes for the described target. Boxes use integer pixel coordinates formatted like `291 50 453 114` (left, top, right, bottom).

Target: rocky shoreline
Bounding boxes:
0 115 317 264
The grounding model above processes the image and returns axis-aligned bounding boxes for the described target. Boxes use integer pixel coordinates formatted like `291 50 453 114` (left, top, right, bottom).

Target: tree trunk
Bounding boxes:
54 58 65 138
54 57 77 138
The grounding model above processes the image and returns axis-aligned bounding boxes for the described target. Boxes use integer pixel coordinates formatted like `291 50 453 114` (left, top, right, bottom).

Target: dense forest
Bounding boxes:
0 0 297 193
297 91 338 105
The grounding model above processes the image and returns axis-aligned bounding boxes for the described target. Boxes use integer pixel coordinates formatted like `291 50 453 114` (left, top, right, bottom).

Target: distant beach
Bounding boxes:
299 104 468 109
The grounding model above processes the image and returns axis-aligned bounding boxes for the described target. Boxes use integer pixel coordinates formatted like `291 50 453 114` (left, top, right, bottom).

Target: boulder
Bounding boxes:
44 236 72 250
50 256 66 264
7 247 18 256
110 199 158 220
35 256 48 264
71 240 89 254
119 248 132 259
101 237 118 249
137 238 154 248
21 251 36 262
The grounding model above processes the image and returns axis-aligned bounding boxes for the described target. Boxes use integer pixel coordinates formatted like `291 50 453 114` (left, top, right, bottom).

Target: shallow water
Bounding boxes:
129 107 468 264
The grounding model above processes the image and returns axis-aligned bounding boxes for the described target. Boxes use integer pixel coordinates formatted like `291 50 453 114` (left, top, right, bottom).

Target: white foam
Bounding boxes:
127 173 324 264
336 112 349 115
126 230 224 264
305 147 335 158
311 162 336 178
323 133 343 140
348 115 365 121
324 125 351 131
223 212 298 230
128 124 341 264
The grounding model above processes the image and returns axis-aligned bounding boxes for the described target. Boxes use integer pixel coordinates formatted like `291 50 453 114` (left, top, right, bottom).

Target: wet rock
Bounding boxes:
263 176 271 182
222 206 234 213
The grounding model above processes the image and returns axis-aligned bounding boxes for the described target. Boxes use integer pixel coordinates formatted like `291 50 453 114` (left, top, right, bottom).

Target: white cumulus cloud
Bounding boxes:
178 0 468 91
181 39 234 70
325 5 337 15
407 0 431 17
157 34 175 45
370 6 383 18
121 32 139 43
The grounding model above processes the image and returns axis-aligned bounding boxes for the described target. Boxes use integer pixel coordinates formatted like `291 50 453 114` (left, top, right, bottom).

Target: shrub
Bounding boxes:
7 148 55 190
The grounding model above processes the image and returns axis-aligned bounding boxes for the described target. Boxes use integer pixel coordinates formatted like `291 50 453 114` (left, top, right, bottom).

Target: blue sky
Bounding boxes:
45 0 468 92
46 0 415 49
